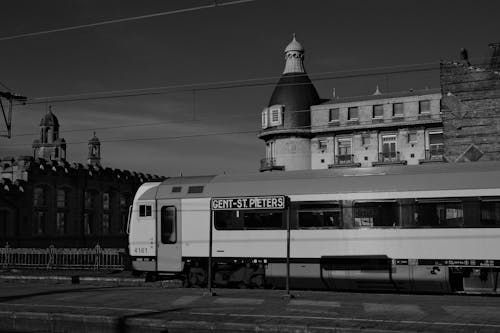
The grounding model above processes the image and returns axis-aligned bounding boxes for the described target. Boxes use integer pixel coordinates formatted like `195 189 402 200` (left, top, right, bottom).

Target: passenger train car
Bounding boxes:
128 162 500 294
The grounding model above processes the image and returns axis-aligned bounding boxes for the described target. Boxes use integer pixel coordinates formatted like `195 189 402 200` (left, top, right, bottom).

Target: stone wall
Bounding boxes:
440 61 500 162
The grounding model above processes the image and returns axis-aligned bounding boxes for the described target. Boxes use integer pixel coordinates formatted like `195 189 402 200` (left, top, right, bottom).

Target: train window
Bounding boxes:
480 200 500 226
214 210 284 230
139 204 152 217
160 206 176 244
188 186 204 194
353 201 399 228
171 186 182 193
415 200 463 227
298 203 341 229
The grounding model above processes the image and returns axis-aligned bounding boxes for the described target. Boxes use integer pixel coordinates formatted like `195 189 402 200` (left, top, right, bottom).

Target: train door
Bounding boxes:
156 199 182 272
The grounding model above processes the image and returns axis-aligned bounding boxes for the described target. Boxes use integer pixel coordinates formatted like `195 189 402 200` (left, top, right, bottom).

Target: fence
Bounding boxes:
0 244 126 270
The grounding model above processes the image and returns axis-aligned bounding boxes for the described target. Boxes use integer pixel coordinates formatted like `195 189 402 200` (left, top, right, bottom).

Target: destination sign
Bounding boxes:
211 196 286 210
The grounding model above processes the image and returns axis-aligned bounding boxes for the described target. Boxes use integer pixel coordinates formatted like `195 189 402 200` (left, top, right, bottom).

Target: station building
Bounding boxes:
259 36 499 171
0 110 164 248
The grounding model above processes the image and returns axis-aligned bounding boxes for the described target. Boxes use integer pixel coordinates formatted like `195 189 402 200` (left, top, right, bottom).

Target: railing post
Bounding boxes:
47 244 55 270
94 244 101 270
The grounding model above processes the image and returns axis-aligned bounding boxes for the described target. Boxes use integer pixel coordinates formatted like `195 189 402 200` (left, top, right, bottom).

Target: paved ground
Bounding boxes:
0 274 499 332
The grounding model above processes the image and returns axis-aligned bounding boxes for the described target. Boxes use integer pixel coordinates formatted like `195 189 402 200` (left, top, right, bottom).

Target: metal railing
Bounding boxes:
335 154 355 165
378 151 401 163
425 146 445 160
260 157 284 171
0 244 125 270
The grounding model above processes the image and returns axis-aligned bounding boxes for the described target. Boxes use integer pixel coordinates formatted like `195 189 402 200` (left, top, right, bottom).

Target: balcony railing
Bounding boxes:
372 151 407 166
260 157 284 172
328 154 360 168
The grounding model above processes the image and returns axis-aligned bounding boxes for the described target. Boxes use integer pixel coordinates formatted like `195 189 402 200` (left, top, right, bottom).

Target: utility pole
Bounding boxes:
0 91 27 138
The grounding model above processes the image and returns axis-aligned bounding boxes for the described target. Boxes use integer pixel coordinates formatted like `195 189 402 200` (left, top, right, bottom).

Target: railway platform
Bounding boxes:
1 274 500 332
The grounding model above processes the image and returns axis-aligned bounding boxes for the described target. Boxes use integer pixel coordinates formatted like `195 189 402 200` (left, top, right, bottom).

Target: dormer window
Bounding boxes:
269 105 283 126
261 108 268 129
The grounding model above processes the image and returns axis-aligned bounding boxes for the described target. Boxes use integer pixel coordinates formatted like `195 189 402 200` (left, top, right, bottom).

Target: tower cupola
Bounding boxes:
87 131 101 167
32 106 66 161
283 33 305 74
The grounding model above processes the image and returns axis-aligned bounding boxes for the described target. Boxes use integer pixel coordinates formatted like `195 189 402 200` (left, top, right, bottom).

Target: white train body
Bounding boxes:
128 162 500 293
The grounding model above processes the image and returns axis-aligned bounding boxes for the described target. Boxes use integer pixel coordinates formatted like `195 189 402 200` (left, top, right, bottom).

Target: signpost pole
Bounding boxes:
284 203 294 298
206 210 216 296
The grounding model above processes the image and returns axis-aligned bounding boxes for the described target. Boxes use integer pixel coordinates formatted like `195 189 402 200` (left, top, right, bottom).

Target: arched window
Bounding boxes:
34 186 46 207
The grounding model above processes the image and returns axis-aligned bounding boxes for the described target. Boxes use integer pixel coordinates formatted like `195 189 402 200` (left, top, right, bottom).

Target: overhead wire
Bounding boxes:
0 0 256 42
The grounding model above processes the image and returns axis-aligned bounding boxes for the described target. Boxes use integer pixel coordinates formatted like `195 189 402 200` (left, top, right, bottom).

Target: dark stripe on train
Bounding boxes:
181 256 500 267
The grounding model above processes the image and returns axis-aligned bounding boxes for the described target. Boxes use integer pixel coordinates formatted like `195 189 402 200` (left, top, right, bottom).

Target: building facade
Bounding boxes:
0 112 164 248
259 37 499 171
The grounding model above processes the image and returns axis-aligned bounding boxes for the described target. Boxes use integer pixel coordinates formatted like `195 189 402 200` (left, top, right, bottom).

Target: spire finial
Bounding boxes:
293 32 296 40
373 85 382 95
93 131 96 137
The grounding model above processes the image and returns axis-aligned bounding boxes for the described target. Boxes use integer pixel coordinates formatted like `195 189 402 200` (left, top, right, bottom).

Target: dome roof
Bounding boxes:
267 73 320 128
40 110 59 127
89 132 100 144
284 34 304 53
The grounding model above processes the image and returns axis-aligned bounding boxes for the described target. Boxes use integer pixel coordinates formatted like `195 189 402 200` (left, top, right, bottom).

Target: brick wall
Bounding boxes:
440 62 500 162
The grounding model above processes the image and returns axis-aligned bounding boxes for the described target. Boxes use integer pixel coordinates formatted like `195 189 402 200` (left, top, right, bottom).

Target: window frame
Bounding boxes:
160 206 177 244
329 108 340 122
372 104 384 119
419 100 431 114
347 106 359 120
392 103 404 117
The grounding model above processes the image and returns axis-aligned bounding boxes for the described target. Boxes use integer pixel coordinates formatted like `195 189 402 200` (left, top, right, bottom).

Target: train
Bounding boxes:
128 161 500 294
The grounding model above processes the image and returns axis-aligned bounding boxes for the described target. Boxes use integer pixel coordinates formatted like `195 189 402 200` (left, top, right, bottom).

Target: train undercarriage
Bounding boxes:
134 256 500 294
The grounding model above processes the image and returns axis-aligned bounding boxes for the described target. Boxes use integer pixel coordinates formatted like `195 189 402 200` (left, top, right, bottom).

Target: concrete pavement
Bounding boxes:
1 279 500 332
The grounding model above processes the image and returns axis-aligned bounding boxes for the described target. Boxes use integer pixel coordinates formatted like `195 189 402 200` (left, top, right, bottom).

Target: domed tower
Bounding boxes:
32 107 66 161
87 132 101 167
258 34 320 171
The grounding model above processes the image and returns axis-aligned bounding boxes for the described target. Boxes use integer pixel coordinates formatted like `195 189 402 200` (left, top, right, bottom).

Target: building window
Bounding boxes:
329 108 340 122
84 191 95 209
34 187 46 207
56 189 67 208
348 107 358 120
419 100 431 114
408 131 417 143
33 211 46 235
103 192 110 210
429 131 444 159
393 103 404 117
373 105 384 118
56 212 66 235
337 138 353 164
120 193 130 209
381 135 397 160
102 214 110 234
318 139 327 150
84 213 93 235
0 210 8 238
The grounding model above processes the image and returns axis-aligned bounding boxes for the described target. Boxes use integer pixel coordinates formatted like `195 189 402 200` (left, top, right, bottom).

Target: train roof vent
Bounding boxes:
188 185 204 194
172 186 182 193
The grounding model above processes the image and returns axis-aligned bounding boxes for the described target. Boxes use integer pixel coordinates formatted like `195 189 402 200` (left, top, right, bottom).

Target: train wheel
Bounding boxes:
145 272 158 282
251 274 265 288
188 267 207 287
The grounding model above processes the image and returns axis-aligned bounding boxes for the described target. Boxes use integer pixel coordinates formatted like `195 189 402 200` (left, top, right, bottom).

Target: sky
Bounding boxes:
0 0 499 177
